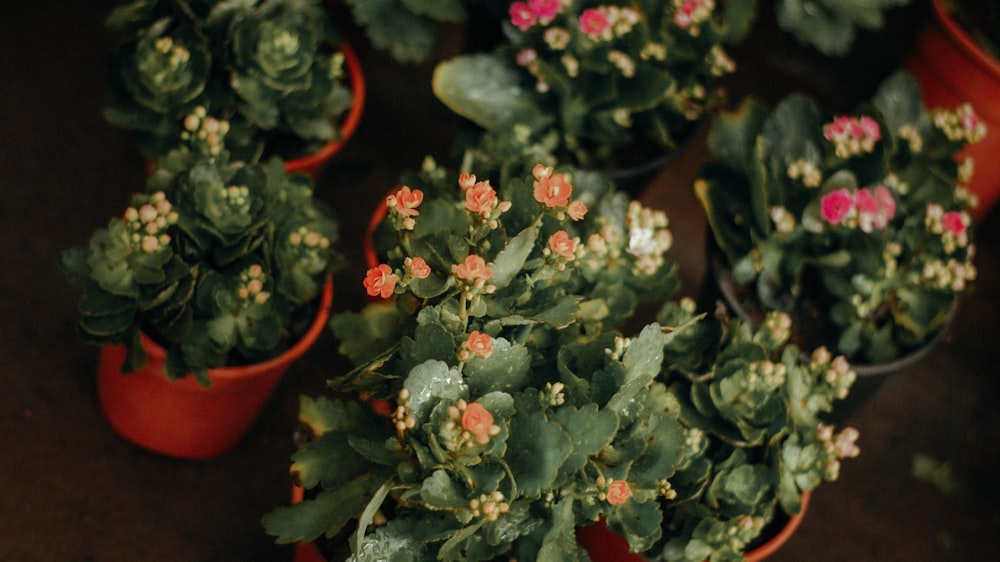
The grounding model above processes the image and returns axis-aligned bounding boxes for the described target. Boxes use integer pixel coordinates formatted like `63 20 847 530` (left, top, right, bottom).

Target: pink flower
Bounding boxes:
462 402 495 445
673 0 713 29
515 47 538 67
407 257 431 279
943 211 967 235
363 264 398 299
533 170 573 208
567 200 588 221
453 254 492 283
389 186 423 217
548 230 576 258
606 480 631 505
463 331 494 359
466 180 499 216
855 185 896 232
529 0 561 21
823 115 882 157
579 8 611 37
509 2 537 31
820 189 855 225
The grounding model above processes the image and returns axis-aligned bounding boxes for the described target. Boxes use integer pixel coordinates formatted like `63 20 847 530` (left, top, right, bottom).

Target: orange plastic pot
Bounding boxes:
97 276 333 460
285 41 366 179
576 491 811 562
363 193 389 271
905 0 1000 220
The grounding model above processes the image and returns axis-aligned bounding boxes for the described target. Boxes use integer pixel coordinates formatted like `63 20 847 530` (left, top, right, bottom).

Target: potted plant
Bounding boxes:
60 118 344 459
261 158 859 561
103 0 364 176
696 70 981 415
431 0 754 192
905 0 1000 219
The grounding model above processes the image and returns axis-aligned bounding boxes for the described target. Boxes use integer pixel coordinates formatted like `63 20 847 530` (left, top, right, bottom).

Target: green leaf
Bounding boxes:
707 99 768 170
465 340 532 396
536 498 583 562
400 0 466 21
606 499 663 554
607 324 665 416
262 475 385 544
506 411 573 497
432 54 550 130
403 360 467 422
347 0 438 63
489 224 538 290
552 405 618 475
298 395 366 436
420 469 469 509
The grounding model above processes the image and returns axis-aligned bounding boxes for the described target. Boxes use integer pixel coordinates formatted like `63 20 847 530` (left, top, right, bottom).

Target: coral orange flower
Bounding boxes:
463 330 494 359
462 402 495 444
606 480 631 505
389 186 423 217
363 264 398 299
567 200 588 221
548 230 576 258
466 180 499 217
533 169 573 208
406 257 431 279
453 255 492 283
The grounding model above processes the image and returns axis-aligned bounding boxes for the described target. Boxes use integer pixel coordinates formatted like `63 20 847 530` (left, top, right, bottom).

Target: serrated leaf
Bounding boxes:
552 405 618 475
465 340 532 395
489 224 538 290
433 54 550 130
420 469 469 509
404 360 467 422
262 475 384 544
507 411 573 497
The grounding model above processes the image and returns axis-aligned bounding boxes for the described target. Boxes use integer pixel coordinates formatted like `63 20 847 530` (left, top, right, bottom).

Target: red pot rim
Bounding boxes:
284 41 367 174
929 0 1000 84
138 273 334 386
744 490 811 561
363 193 390 271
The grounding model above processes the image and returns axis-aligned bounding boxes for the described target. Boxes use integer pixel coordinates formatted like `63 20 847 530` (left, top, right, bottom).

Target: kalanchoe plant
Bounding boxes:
648 300 859 562
432 0 754 171
104 0 355 162
696 71 984 364
261 295 860 560
60 117 342 385
262 157 859 560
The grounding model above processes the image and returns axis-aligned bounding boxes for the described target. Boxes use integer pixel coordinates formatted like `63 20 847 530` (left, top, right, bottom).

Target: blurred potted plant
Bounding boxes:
60 116 343 459
103 0 364 176
262 158 859 561
768 0 912 57
696 71 981 415
906 0 1000 219
431 0 754 193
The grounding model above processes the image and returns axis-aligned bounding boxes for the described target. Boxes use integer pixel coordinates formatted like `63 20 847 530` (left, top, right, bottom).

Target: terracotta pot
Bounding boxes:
905 0 1000 220
576 492 811 562
284 41 367 179
97 276 333 460
364 194 390 271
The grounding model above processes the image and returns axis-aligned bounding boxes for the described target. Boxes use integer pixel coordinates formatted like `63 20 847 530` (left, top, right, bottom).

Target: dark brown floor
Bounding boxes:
2 1 998 560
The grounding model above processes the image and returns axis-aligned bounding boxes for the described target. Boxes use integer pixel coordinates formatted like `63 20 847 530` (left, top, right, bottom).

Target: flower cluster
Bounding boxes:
433 0 751 171
698 71 981 364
